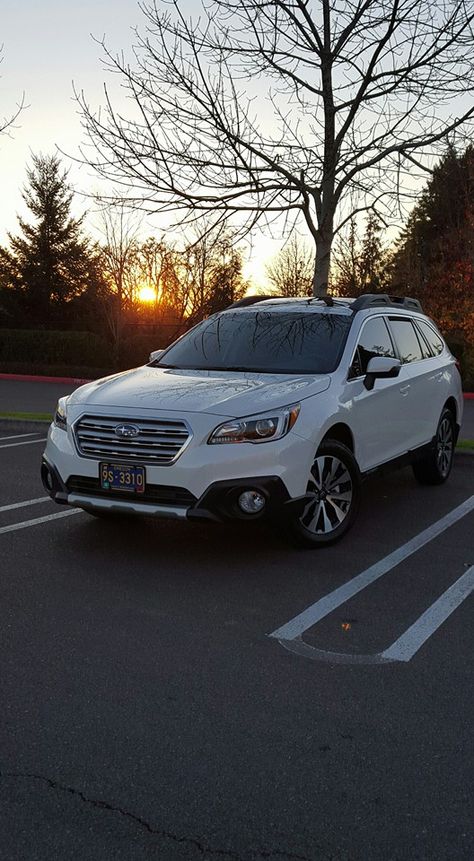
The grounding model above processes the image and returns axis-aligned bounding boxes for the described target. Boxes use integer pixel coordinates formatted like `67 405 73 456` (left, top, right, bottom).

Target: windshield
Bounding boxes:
155 310 351 374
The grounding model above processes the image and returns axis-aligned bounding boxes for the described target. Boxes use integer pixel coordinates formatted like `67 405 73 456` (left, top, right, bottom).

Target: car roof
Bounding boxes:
223 298 353 316
225 294 424 316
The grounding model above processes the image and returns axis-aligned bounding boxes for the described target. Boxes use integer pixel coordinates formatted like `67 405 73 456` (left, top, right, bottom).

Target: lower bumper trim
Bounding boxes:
67 493 189 520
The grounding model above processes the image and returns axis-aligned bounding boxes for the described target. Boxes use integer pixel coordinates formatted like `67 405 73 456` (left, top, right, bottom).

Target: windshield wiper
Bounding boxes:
154 363 179 369
154 364 296 373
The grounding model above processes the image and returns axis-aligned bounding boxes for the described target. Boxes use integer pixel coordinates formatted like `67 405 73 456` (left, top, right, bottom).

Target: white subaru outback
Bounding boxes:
42 294 463 547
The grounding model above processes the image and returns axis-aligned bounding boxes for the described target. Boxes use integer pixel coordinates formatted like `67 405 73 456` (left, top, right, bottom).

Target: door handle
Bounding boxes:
399 384 410 395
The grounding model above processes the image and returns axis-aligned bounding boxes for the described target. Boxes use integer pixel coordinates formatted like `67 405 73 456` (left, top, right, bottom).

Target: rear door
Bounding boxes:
386 316 440 449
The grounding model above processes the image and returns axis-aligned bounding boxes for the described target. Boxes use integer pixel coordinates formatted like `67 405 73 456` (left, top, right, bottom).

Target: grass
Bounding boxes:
457 439 474 450
0 411 52 422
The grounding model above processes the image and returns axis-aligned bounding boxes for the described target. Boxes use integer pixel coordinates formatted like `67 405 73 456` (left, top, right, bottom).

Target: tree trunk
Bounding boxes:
313 231 333 297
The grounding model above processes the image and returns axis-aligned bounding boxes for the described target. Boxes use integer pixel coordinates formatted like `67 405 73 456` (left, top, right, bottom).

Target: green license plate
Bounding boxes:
100 463 146 494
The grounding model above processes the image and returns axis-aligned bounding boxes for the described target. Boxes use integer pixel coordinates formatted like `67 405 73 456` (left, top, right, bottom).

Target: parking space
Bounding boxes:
0 425 473 860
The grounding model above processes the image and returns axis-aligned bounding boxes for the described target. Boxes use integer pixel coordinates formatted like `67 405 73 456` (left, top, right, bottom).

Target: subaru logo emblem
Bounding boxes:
115 423 140 439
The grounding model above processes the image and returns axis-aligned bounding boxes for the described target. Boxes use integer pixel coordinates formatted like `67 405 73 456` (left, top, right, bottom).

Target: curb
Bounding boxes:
0 373 92 385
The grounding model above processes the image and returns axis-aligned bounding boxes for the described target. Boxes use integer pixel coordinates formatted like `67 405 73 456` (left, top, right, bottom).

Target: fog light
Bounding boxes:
238 490 266 515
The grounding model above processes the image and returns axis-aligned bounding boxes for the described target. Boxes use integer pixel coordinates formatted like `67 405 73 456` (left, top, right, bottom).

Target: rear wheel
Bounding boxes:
412 407 455 485
286 440 361 548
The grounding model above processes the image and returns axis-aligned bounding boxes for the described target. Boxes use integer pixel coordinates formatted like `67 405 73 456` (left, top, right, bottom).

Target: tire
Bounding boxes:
286 440 361 548
412 407 455 485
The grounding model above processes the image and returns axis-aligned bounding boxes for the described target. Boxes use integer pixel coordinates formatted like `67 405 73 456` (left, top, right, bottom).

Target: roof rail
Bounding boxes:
227 294 280 309
350 293 423 313
227 294 335 309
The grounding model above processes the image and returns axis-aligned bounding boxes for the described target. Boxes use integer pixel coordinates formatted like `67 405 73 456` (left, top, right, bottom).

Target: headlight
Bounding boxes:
208 403 300 445
54 397 68 431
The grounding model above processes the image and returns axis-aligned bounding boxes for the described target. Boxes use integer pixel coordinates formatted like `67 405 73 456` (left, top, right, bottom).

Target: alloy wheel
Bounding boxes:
437 416 454 478
300 455 353 535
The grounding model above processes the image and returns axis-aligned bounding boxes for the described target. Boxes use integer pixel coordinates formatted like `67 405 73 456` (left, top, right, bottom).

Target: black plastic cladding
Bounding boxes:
349 294 423 313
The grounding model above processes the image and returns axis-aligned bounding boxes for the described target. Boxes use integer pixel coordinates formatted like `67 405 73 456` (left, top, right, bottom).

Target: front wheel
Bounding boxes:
412 408 455 485
286 440 361 548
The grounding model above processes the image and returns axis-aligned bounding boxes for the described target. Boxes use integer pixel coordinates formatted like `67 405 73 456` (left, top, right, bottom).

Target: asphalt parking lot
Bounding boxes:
0 420 473 860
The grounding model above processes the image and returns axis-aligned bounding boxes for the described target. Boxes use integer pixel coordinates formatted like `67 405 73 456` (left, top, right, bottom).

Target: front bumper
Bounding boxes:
42 408 317 524
41 457 311 523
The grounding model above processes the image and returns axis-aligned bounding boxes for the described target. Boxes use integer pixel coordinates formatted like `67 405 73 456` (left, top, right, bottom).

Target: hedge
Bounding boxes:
0 329 111 368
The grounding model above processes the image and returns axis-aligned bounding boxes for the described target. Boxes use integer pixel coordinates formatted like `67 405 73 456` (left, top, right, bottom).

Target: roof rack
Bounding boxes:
350 293 423 313
227 294 335 309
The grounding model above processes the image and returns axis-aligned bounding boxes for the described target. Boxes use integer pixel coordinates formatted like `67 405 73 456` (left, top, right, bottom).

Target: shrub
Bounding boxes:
0 329 111 368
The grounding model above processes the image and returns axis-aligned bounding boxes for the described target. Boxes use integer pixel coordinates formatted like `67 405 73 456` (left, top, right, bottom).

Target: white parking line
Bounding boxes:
0 432 41 441
0 438 47 450
0 496 50 514
382 566 474 662
270 495 474 642
0 509 81 535
270 495 474 664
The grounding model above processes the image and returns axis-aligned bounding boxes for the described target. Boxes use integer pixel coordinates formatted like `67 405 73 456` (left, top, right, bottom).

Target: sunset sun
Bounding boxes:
137 285 157 303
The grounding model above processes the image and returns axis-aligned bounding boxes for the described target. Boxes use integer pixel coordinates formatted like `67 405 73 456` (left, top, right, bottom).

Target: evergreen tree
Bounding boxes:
392 146 474 342
203 241 247 316
334 214 390 296
358 213 387 291
5 154 102 325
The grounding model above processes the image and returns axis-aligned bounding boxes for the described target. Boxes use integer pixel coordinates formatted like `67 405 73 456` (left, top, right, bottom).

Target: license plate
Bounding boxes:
100 463 146 494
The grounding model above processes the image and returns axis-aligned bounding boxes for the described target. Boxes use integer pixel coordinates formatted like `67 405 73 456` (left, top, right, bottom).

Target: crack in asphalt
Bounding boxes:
0 770 313 861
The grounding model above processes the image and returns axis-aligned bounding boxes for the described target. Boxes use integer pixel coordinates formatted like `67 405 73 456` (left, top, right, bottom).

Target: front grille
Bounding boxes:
74 415 191 465
66 476 196 508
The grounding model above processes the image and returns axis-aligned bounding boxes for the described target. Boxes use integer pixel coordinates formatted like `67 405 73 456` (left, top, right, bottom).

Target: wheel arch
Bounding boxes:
444 396 460 441
320 422 355 453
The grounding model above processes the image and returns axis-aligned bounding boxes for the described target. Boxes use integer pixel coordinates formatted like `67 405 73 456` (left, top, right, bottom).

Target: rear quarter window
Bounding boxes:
416 320 445 356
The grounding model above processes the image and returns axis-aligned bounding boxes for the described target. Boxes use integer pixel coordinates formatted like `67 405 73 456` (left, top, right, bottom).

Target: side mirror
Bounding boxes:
364 357 401 391
149 348 165 363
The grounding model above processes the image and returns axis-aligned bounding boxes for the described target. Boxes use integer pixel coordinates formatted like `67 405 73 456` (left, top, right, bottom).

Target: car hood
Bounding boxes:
68 366 331 417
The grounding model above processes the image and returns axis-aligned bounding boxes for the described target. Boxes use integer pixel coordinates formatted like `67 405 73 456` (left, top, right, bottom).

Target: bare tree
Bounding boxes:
96 202 141 359
0 46 24 138
77 1 474 296
178 225 248 323
266 234 313 296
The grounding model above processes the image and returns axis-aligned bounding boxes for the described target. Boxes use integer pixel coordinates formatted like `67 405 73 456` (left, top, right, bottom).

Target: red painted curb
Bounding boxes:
464 392 474 400
0 373 92 385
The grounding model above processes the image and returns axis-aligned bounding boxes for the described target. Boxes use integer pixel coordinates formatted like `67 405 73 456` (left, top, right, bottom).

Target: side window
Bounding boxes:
349 317 395 378
389 318 424 364
416 320 445 356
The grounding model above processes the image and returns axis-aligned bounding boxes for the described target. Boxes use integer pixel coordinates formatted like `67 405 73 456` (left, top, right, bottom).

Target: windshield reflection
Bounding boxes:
158 311 351 375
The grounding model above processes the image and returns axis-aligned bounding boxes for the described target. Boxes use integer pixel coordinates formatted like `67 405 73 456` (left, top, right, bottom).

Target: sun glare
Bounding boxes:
138 285 157 303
